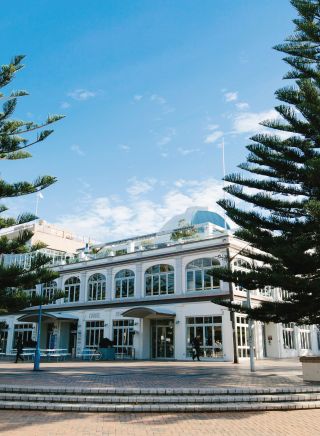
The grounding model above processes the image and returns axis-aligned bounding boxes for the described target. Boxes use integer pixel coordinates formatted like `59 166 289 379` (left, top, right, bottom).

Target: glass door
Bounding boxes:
151 319 174 359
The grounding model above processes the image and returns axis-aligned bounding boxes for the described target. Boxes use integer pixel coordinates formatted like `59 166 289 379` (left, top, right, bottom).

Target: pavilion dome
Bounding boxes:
160 207 230 231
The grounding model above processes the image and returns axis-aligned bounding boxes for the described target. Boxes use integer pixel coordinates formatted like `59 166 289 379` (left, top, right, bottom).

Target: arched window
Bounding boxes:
186 258 220 292
115 270 135 298
43 281 58 301
145 264 174 296
88 273 106 301
64 276 80 302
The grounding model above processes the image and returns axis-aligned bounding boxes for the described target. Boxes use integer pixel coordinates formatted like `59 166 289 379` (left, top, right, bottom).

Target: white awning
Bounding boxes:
17 312 79 323
121 307 176 319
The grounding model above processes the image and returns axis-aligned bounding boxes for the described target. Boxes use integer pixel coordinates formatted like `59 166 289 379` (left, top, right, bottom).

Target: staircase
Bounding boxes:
0 385 319 412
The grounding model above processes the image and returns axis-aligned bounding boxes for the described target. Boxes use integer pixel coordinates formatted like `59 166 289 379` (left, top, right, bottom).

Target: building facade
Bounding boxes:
1 208 319 360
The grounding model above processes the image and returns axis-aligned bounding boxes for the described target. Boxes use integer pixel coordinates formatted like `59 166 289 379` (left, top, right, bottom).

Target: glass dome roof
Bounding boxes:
160 207 229 231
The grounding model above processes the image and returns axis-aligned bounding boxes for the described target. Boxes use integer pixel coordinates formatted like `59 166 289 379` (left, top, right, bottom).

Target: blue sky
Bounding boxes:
2 0 295 241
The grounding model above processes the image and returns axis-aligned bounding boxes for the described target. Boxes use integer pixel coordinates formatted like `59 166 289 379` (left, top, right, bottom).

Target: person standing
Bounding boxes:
15 336 24 363
191 335 201 361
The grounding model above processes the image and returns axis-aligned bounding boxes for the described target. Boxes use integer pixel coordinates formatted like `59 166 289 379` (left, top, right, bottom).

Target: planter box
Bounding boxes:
300 356 320 382
98 347 115 360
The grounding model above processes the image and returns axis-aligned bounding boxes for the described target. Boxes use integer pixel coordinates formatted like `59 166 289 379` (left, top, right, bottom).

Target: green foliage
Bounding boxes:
170 219 198 241
215 0 320 324
0 55 63 312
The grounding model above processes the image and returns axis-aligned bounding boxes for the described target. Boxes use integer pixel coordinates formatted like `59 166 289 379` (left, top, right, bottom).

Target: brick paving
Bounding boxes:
0 409 320 435
0 359 319 435
0 358 316 389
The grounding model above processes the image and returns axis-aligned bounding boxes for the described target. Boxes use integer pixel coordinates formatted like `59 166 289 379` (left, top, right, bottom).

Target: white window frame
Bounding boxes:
64 276 80 303
85 320 104 349
115 269 135 299
186 258 220 292
282 323 295 349
88 273 106 301
145 264 174 296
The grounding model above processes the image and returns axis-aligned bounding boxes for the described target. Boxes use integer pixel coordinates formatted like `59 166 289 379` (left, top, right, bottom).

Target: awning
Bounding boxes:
17 312 79 323
121 307 176 319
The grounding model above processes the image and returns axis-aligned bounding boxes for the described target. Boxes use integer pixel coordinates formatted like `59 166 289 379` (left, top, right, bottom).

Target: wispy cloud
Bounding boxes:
157 127 176 147
70 144 85 156
233 109 278 134
133 94 143 101
68 89 97 101
178 147 200 156
60 101 71 109
224 91 238 102
54 178 225 241
204 130 224 144
119 144 131 151
150 94 166 105
126 177 157 197
150 94 175 114
236 102 250 110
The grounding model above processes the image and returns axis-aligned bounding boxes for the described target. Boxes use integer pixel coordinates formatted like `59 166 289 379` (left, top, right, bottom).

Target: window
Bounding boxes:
232 258 251 293
113 319 134 357
186 316 223 359
85 321 104 349
186 258 220 292
282 323 295 349
236 315 250 358
115 270 135 298
64 277 80 303
43 281 58 302
258 286 273 298
13 323 34 348
0 323 8 353
88 273 106 301
145 264 174 296
300 325 311 350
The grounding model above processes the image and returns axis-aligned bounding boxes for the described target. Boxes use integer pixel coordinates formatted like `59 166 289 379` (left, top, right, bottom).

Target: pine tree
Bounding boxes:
215 0 320 325
0 55 64 313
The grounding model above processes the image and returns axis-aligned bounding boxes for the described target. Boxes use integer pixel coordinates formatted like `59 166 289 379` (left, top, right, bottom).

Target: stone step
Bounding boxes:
1 385 320 396
0 392 320 404
0 400 319 412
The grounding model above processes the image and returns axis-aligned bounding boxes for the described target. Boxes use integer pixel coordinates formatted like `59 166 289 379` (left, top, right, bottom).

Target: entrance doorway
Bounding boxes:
151 319 174 359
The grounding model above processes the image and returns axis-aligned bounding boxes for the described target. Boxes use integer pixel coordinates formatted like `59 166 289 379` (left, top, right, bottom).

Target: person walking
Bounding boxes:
15 336 24 363
191 335 201 361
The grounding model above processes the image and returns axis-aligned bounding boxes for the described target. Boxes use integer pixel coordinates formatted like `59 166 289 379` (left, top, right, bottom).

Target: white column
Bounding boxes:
79 272 87 303
135 263 142 298
175 256 183 294
106 267 113 300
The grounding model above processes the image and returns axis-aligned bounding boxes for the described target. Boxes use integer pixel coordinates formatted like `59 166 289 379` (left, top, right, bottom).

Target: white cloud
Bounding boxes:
61 101 71 109
54 178 225 241
224 91 238 102
68 89 97 101
204 130 224 144
207 124 219 131
150 94 166 105
119 144 131 151
178 147 200 156
233 109 278 134
157 128 176 147
236 102 250 111
133 94 143 101
126 178 156 197
70 144 85 156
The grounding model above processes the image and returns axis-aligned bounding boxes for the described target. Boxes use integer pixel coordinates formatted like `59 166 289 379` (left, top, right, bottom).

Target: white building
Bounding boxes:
0 207 319 360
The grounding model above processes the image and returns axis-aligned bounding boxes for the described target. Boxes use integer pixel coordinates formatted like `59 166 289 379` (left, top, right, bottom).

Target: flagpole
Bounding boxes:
35 194 39 217
222 137 227 230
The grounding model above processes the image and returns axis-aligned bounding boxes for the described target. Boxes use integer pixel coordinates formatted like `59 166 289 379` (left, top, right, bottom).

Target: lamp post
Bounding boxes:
33 283 43 371
246 287 256 372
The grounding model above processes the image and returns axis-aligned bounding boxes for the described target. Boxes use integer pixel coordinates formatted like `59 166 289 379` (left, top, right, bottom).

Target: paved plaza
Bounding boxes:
0 358 320 435
0 358 315 389
0 409 320 436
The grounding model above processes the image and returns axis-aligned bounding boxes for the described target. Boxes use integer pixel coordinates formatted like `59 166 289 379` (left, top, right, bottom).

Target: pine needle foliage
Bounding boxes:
215 0 320 325
0 55 64 313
